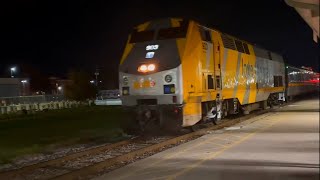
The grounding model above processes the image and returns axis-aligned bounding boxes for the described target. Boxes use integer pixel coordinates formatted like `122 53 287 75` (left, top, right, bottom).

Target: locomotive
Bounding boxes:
118 18 318 133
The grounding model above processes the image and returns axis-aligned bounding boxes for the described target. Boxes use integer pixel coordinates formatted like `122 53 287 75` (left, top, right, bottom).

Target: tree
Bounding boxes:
64 69 96 101
20 64 51 94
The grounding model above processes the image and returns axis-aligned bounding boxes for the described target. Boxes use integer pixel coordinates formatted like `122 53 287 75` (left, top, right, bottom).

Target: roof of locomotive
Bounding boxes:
132 18 284 60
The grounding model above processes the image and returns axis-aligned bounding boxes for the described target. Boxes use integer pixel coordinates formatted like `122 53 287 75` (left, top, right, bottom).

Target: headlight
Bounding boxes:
165 75 172 83
147 64 155 71
138 64 148 72
138 64 156 73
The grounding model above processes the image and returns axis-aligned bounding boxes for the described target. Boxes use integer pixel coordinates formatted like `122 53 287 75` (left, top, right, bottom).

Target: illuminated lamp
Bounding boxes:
147 64 155 71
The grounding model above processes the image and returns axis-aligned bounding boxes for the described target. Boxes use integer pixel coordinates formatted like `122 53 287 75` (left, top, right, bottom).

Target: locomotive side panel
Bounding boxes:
219 35 242 101
181 21 205 126
255 51 285 102
219 34 258 105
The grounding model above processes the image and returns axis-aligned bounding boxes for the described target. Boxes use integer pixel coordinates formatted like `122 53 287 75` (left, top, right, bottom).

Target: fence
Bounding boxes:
0 100 93 115
94 99 122 106
0 95 65 106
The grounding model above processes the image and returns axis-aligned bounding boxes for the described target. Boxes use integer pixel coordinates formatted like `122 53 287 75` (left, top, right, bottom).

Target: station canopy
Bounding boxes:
285 0 319 43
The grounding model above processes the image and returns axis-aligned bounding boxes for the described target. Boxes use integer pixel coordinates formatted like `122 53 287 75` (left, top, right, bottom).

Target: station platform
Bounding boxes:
94 97 319 180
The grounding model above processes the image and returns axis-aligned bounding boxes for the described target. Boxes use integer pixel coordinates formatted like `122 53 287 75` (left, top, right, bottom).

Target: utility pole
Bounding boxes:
94 66 100 100
94 67 99 87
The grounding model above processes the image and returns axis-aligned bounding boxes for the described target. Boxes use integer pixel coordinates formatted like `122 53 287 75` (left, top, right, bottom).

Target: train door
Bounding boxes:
199 26 214 92
215 42 222 91
214 41 223 120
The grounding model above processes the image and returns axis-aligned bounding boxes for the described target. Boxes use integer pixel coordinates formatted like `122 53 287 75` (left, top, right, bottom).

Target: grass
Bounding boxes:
0 105 129 165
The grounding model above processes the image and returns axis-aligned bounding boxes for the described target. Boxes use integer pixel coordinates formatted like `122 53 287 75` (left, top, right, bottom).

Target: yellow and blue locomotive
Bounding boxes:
118 18 316 133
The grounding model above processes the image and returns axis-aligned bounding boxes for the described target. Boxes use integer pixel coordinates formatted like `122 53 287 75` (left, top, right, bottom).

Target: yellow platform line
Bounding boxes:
206 141 229 148
166 119 281 180
118 113 279 180
224 134 243 139
206 135 243 145
117 133 240 179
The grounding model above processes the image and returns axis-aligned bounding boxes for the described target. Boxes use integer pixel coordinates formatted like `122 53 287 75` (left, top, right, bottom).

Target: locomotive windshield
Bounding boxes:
121 20 188 74
130 30 155 43
129 24 188 43
157 26 187 40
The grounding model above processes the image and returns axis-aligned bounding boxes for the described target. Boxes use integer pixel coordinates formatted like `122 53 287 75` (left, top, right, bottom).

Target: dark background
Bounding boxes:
0 0 319 89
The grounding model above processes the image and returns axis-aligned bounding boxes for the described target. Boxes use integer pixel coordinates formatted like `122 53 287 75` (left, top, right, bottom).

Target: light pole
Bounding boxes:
94 71 99 87
57 86 62 94
21 80 27 96
10 67 16 78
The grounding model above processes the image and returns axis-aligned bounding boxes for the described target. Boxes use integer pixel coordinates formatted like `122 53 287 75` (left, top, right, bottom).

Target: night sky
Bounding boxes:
1 0 319 88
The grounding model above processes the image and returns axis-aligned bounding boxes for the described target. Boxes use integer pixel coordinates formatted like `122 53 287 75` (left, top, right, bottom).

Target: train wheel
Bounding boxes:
211 117 218 125
142 118 161 135
190 125 199 132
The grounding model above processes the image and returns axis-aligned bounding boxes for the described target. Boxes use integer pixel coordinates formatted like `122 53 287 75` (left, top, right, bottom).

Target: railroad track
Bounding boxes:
0 103 288 180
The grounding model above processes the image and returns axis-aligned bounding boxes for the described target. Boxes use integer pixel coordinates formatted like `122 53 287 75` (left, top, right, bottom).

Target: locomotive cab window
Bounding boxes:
157 26 188 40
199 27 212 42
130 30 155 43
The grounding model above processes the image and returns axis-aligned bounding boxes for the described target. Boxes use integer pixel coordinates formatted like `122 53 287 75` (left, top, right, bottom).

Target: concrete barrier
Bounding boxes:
50 102 53 109
7 106 12 113
16 104 22 111
54 102 59 109
39 103 44 111
25 104 30 111
12 106 17 113
0 100 94 117
34 103 39 111
1 106 7 114
58 102 64 109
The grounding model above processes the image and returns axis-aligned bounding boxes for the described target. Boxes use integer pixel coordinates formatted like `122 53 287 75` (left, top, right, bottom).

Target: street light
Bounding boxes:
94 72 99 87
10 67 16 78
57 86 62 95
21 79 27 96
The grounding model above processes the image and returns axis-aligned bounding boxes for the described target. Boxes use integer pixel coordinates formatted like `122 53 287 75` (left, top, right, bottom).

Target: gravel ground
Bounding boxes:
0 140 124 172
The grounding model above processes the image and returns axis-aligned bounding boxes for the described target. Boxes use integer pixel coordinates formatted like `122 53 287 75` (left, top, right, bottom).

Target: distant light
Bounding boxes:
10 67 16 71
58 86 62 90
90 80 95 84
99 81 102 83
21 80 27 83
